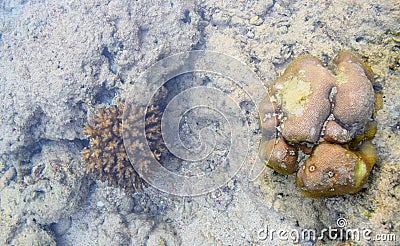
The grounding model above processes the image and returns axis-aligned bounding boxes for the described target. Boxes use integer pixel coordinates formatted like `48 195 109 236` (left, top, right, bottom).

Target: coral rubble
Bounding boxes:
259 51 377 197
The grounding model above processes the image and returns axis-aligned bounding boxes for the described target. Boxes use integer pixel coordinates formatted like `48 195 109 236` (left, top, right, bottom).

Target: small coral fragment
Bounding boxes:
259 137 298 175
82 99 170 195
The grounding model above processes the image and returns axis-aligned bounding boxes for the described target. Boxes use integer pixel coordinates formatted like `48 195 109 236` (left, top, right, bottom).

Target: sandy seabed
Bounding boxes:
0 0 399 245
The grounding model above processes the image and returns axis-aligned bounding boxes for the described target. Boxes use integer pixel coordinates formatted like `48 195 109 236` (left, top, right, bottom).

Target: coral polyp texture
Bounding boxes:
259 51 377 197
82 102 168 194
82 104 145 194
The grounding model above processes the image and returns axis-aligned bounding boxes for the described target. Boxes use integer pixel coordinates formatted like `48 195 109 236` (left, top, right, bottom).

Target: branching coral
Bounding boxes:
82 100 169 194
82 104 144 193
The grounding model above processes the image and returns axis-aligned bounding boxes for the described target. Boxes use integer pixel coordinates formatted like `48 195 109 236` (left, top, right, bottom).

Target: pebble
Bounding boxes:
246 31 255 38
250 16 263 26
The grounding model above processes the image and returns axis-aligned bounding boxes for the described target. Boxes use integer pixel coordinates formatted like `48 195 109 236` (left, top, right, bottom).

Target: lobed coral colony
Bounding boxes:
259 51 378 198
82 102 167 194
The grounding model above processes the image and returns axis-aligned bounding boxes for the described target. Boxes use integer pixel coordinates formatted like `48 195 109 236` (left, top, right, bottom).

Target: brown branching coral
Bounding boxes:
82 101 169 194
144 105 168 162
82 104 143 193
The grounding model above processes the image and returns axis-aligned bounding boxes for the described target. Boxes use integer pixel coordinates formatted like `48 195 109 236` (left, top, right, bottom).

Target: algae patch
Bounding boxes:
279 76 311 116
335 66 349 86
354 159 367 187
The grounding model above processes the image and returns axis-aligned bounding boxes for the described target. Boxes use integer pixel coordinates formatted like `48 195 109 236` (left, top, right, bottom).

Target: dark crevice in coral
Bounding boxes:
250 55 262 64
79 138 90 149
138 27 149 45
390 122 400 134
101 46 113 62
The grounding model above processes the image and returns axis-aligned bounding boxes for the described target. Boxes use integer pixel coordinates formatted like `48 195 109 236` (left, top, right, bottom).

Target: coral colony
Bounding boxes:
259 51 378 197
82 104 145 194
82 102 168 194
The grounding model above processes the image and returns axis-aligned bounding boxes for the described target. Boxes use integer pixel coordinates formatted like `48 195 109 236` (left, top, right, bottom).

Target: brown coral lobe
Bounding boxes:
296 143 374 198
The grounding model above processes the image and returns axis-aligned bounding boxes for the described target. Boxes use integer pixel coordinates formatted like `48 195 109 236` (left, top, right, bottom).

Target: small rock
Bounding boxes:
211 12 231 26
246 31 255 38
253 0 274 15
249 16 264 26
11 224 56 246
98 213 130 245
146 223 180 246
231 16 245 26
